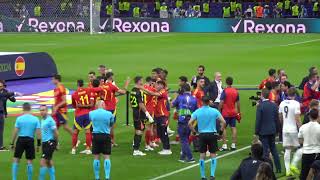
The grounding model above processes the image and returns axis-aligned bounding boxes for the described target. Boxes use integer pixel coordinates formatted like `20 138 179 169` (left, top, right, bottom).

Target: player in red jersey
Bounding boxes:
302 73 320 113
101 72 130 146
219 77 241 151
141 80 172 155
71 80 94 155
52 75 73 136
143 77 157 151
269 81 280 105
258 68 276 90
87 71 96 88
192 78 205 108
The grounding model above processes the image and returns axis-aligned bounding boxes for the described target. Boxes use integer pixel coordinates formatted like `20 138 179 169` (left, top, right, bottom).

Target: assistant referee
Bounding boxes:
189 96 226 180
89 100 114 180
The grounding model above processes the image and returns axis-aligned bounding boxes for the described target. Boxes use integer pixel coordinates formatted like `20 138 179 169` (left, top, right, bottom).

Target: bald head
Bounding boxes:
95 100 105 109
215 72 222 81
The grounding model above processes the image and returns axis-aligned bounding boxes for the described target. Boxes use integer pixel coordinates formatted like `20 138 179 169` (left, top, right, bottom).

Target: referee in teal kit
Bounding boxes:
189 96 226 180
90 100 115 180
10 103 41 180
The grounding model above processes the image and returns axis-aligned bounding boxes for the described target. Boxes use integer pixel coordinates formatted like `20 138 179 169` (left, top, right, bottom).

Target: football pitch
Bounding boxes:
0 33 319 180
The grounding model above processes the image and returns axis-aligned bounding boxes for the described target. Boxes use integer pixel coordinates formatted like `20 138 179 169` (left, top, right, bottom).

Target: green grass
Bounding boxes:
0 33 319 180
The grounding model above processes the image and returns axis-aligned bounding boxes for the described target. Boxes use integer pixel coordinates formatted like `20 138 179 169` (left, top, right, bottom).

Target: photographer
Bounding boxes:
0 80 17 151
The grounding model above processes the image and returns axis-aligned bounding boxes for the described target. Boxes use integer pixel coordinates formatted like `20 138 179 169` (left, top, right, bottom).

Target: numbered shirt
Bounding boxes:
279 99 301 133
72 87 93 117
144 84 157 114
54 84 67 113
130 87 146 120
101 82 119 111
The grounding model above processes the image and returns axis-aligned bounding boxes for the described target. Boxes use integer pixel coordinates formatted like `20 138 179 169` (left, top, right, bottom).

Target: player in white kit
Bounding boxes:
278 87 302 176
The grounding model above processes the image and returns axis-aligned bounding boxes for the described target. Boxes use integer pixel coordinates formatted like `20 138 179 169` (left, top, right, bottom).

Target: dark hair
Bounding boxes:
105 72 113 79
0 80 6 87
198 65 205 71
23 102 31 111
92 79 100 87
157 80 166 87
163 69 168 75
40 105 47 109
77 79 84 87
152 68 162 74
265 81 272 90
287 87 296 97
310 109 319 120
309 72 317 80
277 69 284 75
251 143 263 159
181 84 191 92
134 76 143 84
256 162 273 180
283 81 291 88
310 99 319 108
88 71 96 75
202 96 210 105
53 74 61 82
271 81 280 89
99 65 106 68
261 88 270 99
268 68 276 76
226 76 233 86
197 77 205 82
309 66 316 73
145 76 152 82
179 76 188 83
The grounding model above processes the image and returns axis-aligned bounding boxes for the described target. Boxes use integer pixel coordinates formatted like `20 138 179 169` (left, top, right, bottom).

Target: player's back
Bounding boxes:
144 84 156 112
16 114 40 138
279 99 300 133
54 84 67 112
221 87 239 117
89 109 114 134
72 87 92 115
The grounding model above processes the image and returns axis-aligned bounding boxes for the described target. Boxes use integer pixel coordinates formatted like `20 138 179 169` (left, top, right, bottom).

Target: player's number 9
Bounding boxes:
284 106 289 118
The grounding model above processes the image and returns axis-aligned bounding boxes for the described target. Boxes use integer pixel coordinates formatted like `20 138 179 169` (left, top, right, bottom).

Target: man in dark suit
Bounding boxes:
255 88 281 173
190 65 210 89
205 72 223 109
0 80 16 151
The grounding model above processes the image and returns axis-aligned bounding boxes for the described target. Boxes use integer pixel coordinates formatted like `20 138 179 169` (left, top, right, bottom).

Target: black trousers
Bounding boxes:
155 116 170 150
300 153 320 180
0 112 4 147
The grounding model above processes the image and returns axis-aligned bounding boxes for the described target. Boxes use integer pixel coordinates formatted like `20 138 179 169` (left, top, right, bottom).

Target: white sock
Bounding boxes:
284 149 291 173
292 148 303 167
231 143 236 148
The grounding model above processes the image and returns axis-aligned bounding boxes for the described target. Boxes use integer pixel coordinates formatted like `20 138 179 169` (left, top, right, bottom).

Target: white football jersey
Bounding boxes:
279 99 301 133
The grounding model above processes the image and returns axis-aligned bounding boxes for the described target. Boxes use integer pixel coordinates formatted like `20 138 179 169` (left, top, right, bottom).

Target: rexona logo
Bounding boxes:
112 18 169 32
17 18 85 32
0 22 3 32
15 56 25 77
232 20 306 33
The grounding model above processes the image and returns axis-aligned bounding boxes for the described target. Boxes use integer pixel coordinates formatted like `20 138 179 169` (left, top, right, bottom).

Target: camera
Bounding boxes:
249 91 261 106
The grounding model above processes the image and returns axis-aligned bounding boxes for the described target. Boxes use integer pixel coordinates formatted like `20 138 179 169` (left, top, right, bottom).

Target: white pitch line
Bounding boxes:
280 39 320 47
149 145 251 180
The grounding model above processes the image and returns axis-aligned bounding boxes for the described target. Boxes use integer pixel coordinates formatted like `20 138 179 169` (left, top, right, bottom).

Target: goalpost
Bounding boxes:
90 0 114 34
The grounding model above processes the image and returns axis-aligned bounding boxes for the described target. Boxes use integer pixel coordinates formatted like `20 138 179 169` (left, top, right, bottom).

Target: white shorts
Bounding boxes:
283 132 299 147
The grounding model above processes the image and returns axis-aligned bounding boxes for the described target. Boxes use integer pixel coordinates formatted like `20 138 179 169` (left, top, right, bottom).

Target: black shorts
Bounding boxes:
92 133 111 155
14 137 35 160
41 140 56 160
133 118 146 131
199 133 218 153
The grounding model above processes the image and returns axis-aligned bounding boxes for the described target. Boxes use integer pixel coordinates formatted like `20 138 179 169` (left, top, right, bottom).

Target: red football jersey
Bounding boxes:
192 88 205 108
144 84 156 115
88 87 103 110
54 84 67 114
72 87 92 116
155 89 169 117
220 87 239 117
101 82 119 111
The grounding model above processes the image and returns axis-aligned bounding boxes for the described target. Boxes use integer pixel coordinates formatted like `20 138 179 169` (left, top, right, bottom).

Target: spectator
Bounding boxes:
298 109 320 180
258 68 276 90
255 89 281 173
0 80 16 151
202 0 210 18
307 160 320 180
276 0 283 17
185 5 195 17
235 7 242 18
160 2 168 18
313 0 319 18
292 3 299 18
205 72 223 109
263 5 270 18
191 65 210 89
302 99 319 124
245 5 253 18
299 5 308 18
223 5 231 18
302 73 320 113
256 3 264 18
299 67 318 90
231 142 276 180
173 7 181 18
193 4 201 18
141 4 149 18
255 162 274 180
